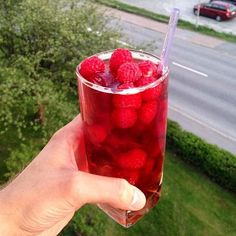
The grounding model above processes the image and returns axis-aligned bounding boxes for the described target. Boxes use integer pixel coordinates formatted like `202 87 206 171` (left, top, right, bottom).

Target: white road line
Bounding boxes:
172 61 208 77
116 39 132 47
169 105 236 143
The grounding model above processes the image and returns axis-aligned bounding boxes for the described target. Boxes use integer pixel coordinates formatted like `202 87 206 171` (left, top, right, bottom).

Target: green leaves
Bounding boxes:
0 0 120 84
0 0 121 141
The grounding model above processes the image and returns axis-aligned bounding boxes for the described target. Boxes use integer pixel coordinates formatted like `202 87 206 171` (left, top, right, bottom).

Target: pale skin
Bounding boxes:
0 115 146 235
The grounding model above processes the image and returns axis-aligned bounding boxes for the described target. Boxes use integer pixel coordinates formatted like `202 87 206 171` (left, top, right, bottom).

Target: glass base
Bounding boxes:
98 188 161 228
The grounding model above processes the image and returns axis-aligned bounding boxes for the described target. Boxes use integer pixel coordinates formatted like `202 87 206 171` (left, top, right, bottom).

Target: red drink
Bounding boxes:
76 49 168 227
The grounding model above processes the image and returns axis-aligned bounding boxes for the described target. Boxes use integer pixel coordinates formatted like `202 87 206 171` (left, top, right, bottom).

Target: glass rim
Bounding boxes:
76 49 169 95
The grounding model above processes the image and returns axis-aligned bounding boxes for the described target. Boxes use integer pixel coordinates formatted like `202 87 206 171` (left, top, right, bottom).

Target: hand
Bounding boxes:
0 115 146 235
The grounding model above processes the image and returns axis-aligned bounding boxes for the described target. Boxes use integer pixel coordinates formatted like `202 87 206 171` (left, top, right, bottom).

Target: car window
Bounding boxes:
204 3 212 7
230 5 236 11
212 3 227 11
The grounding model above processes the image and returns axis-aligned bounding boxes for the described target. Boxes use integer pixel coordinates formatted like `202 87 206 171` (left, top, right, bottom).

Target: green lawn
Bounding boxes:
94 151 236 236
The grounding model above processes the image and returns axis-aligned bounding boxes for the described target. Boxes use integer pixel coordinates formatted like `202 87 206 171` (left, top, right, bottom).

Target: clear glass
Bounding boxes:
76 50 169 227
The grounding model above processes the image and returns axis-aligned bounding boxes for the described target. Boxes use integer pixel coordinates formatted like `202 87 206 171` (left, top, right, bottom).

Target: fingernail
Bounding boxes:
130 187 146 210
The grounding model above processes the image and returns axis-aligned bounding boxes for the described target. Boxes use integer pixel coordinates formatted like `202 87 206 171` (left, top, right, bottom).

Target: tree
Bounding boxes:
0 0 120 141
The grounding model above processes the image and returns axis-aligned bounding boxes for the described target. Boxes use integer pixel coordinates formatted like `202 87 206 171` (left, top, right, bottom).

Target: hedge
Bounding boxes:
166 120 236 192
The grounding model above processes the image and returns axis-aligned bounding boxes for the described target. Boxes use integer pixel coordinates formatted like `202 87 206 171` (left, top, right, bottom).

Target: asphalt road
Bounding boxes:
107 10 236 154
119 0 236 35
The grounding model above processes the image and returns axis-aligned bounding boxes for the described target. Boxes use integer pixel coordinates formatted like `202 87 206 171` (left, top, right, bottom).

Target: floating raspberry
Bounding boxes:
138 60 158 78
142 84 162 102
117 62 142 84
117 148 147 169
139 101 157 124
150 143 163 159
116 169 140 185
113 94 141 109
109 48 133 74
156 63 163 77
117 82 134 89
143 159 155 176
112 108 137 128
135 76 155 87
86 124 107 144
79 56 105 79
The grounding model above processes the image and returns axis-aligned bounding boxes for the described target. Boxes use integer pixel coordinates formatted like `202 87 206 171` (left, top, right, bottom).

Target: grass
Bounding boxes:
95 0 236 43
95 151 236 236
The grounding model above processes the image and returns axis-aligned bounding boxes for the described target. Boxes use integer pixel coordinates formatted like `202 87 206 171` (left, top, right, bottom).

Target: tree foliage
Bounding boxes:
0 0 120 141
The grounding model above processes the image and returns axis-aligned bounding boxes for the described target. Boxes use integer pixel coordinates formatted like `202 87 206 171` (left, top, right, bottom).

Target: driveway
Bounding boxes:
119 0 236 35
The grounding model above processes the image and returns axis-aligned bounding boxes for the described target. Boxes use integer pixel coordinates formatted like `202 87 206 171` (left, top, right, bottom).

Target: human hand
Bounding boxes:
0 115 146 235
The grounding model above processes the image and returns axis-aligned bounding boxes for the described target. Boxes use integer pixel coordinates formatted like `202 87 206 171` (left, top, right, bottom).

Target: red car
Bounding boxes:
193 1 236 21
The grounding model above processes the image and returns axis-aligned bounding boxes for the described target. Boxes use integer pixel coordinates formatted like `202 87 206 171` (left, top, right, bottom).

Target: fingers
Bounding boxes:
70 172 146 211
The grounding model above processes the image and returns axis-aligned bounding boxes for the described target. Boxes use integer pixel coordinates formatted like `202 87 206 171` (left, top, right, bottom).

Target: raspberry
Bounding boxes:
138 60 158 78
116 169 140 185
139 101 157 124
105 133 139 151
79 56 105 79
151 143 163 159
156 63 163 76
135 76 155 87
142 84 162 102
112 108 137 129
109 48 133 74
154 100 168 138
117 148 147 169
117 82 134 89
117 62 142 84
113 94 141 109
86 124 107 144
144 159 155 176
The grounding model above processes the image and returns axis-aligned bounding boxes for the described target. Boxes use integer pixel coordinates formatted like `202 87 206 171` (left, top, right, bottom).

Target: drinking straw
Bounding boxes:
160 8 180 72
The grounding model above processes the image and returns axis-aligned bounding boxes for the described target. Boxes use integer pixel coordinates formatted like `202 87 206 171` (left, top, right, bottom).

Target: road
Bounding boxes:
119 0 236 35
106 8 236 154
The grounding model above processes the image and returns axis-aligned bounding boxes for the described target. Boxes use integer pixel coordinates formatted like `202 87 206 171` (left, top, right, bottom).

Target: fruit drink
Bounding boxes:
76 49 168 227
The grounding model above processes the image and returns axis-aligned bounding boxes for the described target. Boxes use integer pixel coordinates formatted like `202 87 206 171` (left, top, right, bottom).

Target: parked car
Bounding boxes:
193 1 236 21
210 0 236 6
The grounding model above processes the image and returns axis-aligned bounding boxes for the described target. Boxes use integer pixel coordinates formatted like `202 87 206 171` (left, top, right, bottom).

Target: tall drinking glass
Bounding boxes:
76 50 169 227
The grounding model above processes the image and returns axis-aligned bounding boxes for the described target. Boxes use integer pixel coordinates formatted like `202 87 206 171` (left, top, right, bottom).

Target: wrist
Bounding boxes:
0 188 20 235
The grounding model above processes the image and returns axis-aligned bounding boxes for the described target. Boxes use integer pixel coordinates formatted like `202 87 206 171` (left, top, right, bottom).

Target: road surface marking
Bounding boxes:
169 105 236 143
172 61 208 77
116 39 132 47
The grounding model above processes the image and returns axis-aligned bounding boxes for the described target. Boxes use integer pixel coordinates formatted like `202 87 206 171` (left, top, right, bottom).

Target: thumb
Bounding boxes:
71 171 146 211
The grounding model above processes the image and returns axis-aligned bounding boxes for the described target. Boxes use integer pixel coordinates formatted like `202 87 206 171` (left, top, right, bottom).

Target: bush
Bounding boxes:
0 0 120 86
0 66 77 141
166 120 236 192
60 205 107 236
0 0 121 141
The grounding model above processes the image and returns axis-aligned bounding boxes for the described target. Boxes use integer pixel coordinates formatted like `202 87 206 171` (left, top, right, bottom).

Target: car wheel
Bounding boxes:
216 16 222 21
